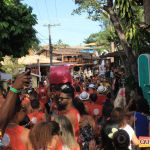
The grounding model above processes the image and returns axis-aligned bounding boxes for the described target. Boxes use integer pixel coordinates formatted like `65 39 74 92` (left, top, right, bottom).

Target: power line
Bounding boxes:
54 0 59 22
37 36 48 41
37 38 48 45
35 30 49 44
36 35 48 45
34 28 47 39
34 0 42 19
44 0 51 22
37 31 47 39
37 34 49 44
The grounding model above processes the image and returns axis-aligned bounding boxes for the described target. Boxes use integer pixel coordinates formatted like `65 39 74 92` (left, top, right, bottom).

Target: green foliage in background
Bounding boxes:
1 56 24 76
74 0 150 56
0 0 38 60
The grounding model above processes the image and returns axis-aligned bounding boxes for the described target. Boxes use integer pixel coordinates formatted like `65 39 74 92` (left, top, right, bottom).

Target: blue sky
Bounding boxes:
23 0 102 46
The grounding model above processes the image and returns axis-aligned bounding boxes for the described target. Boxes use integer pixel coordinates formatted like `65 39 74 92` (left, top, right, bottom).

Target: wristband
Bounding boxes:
10 87 20 94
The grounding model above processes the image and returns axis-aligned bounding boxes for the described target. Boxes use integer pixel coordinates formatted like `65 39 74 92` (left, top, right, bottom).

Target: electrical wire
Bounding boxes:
54 0 59 22
34 0 42 20
44 0 51 22
37 35 48 45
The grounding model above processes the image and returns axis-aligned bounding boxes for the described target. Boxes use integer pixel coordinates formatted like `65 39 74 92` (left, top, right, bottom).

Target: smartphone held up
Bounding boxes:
25 67 31 75
24 67 32 88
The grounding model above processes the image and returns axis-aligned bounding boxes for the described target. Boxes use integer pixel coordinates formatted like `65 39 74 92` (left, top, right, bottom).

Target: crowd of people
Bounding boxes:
0 66 150 150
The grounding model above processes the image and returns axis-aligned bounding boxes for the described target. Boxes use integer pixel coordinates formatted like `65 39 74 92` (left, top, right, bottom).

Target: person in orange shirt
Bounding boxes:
96 85 107 105
88 93 103 117
37 81 48 109
79 92 103 118
27 90 39 113
0 71 31 137
56 84 80 139
28 99 46 125
88 84 108 105
5 99 31 150
88 84 97 95
22 94 30 106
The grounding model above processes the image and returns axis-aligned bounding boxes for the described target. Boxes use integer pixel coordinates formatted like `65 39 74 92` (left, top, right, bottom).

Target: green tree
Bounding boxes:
84 26 117 52
74 0 150 80
0 0 38 60
1 56 24 76
144 0 150 25
54 39 69 48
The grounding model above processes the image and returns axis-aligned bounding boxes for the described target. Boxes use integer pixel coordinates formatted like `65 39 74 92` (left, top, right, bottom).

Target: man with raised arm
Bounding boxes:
0 71 31 134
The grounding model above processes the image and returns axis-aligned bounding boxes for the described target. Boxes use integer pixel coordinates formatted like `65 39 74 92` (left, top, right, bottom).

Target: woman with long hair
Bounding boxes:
55 115 80 150
29 121 63 150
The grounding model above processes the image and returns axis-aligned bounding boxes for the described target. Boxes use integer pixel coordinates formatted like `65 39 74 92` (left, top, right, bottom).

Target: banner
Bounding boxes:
49 66 72 84
139 136 150 147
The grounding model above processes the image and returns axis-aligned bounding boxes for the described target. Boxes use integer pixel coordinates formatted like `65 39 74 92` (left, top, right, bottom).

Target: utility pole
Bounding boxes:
44 24 60 65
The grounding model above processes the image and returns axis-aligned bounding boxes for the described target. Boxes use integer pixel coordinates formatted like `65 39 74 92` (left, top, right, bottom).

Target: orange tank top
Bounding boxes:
28 111 45 123
69 108 80 137
58 108 80 138
84 102 103 117
6 125 27 150
96 94 107 105
38 87 48 104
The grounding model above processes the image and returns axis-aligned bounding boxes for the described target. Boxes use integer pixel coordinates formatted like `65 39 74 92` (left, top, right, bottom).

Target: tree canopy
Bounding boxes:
1 56 24 76
84 28 116 52
0 0 38 60
74 0 150 56
54 39 69 48
74 0 150 80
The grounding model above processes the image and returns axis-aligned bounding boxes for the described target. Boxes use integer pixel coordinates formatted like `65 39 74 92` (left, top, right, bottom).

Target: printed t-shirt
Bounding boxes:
84 101 102 117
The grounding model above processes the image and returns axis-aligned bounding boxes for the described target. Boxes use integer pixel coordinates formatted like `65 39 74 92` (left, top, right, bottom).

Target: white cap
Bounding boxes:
79 91 89 101
97 85 107 93
88 84 96 89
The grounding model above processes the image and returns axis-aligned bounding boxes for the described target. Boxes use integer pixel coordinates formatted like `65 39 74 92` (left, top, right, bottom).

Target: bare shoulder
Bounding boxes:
23 127 30 135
